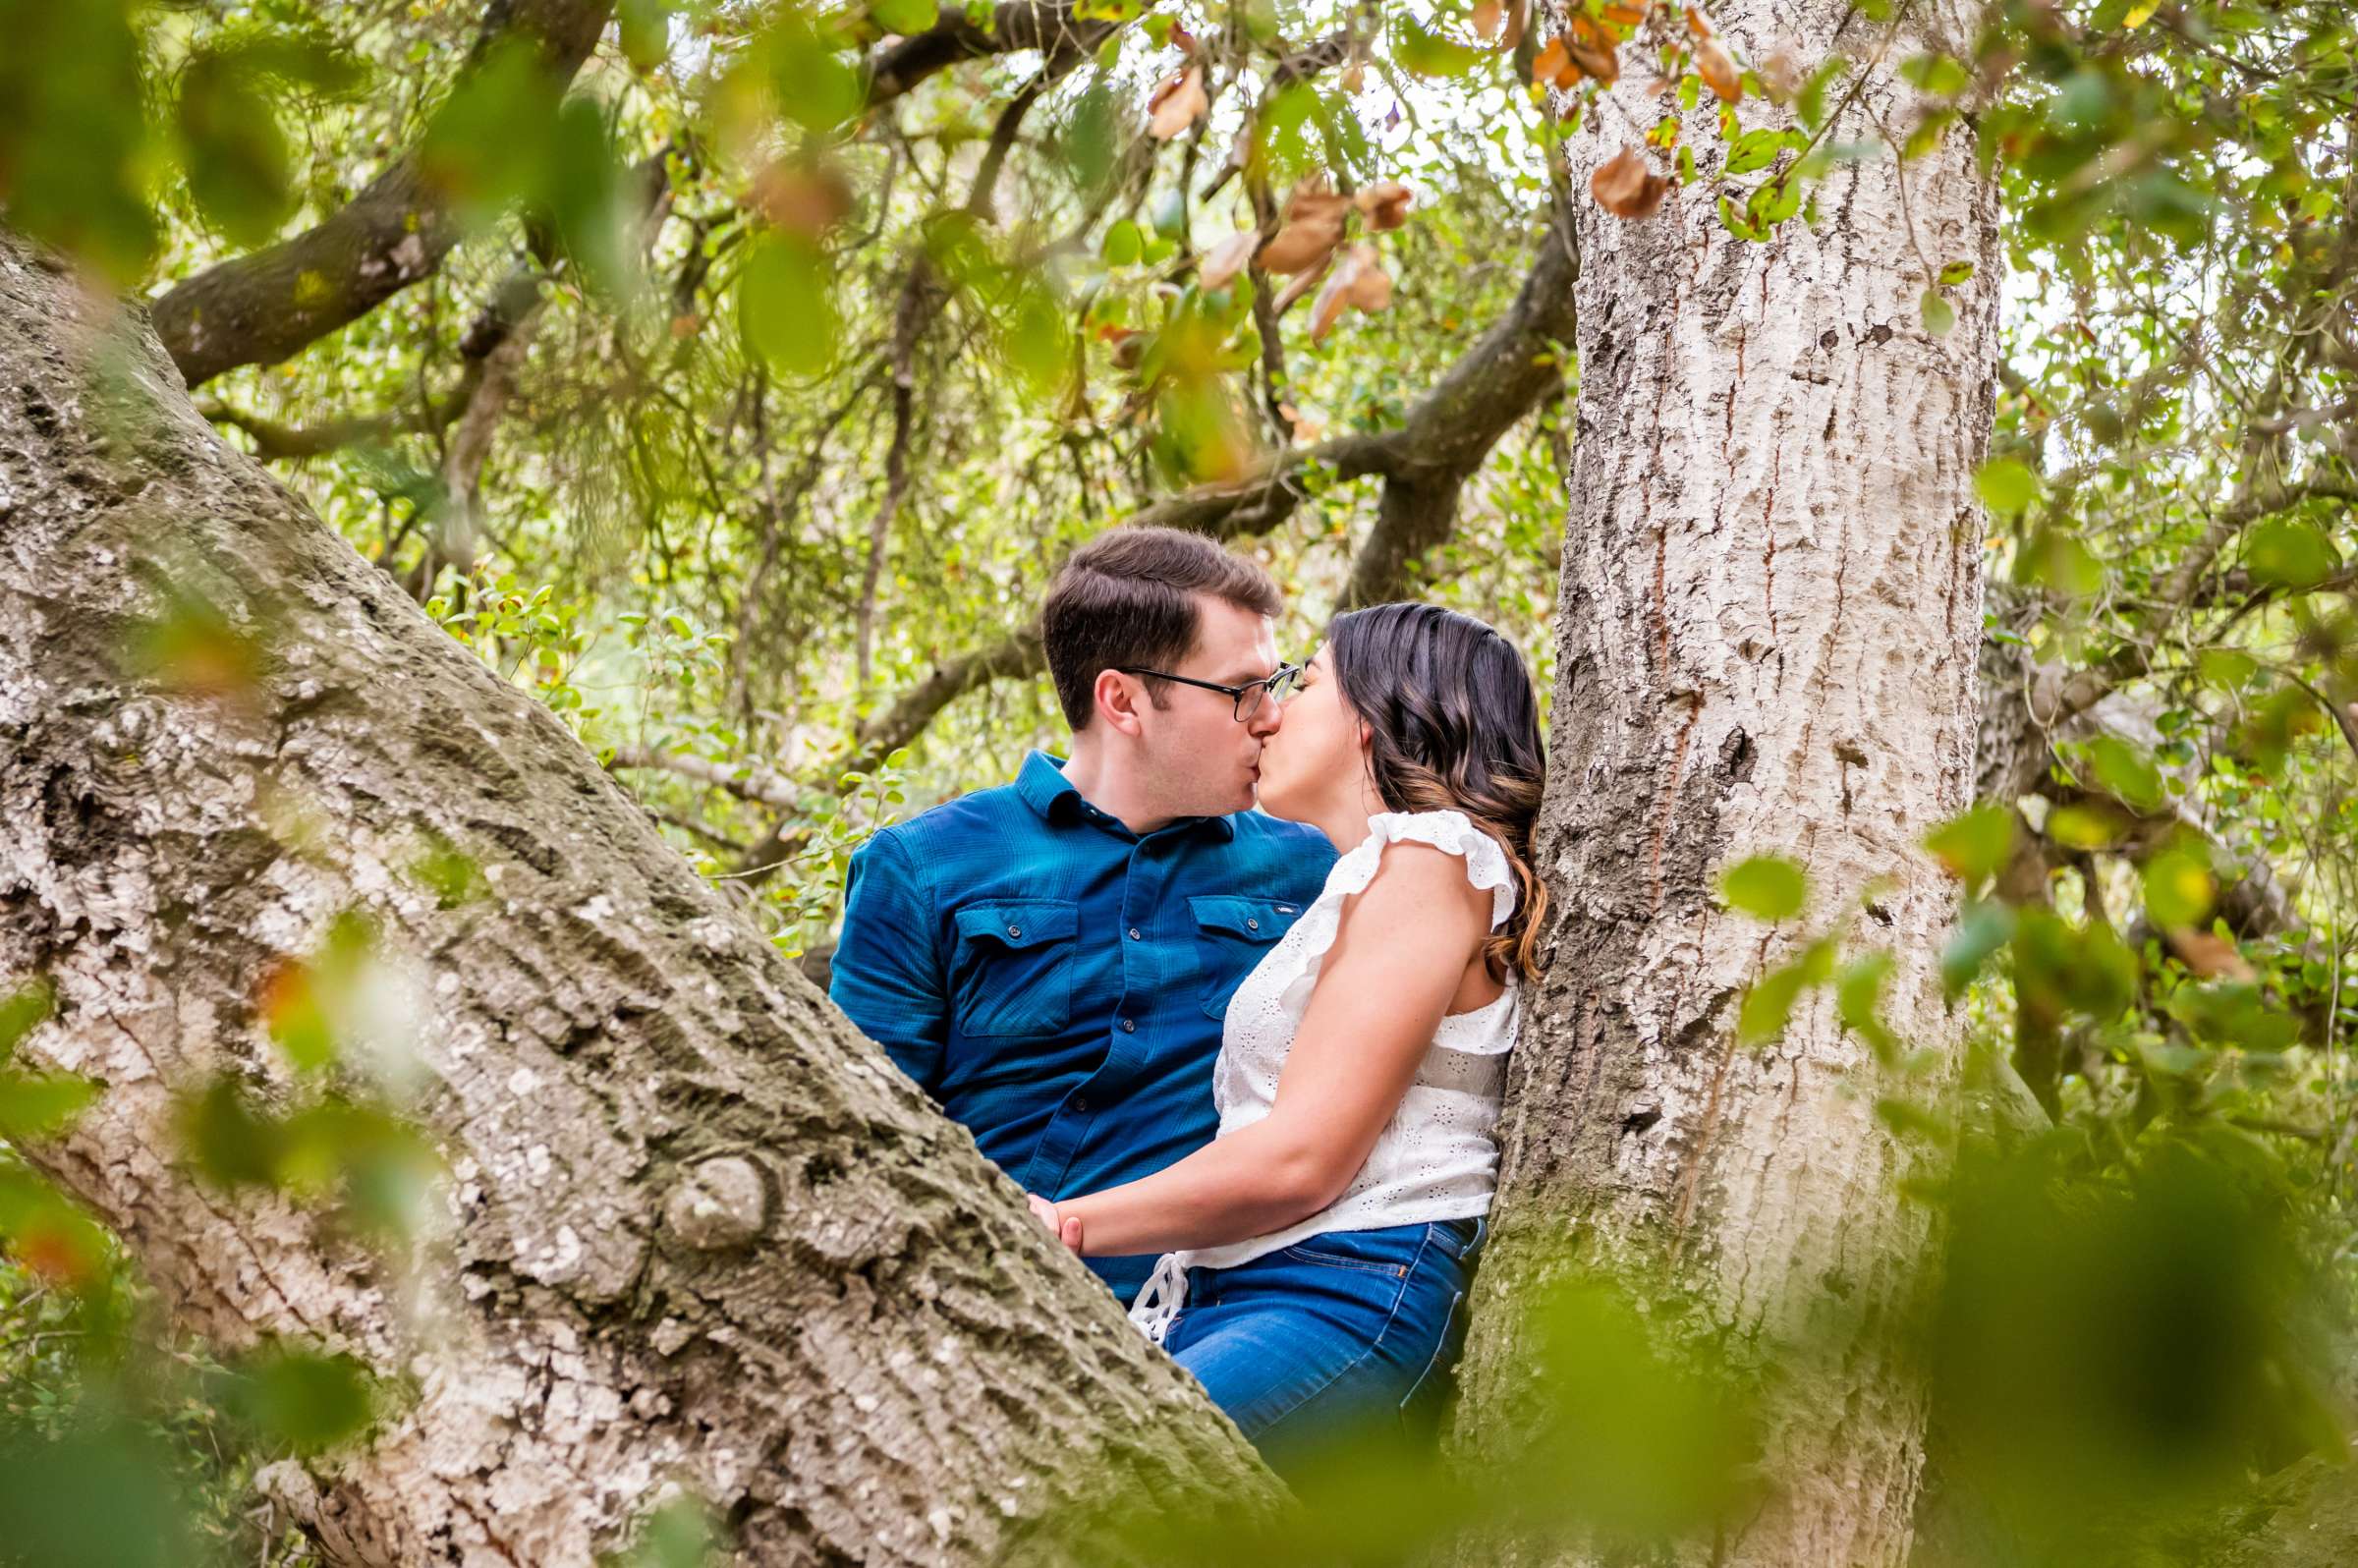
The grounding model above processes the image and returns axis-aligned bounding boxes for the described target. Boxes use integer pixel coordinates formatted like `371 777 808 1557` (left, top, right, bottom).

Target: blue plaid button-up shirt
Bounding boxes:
830 751 1336 1305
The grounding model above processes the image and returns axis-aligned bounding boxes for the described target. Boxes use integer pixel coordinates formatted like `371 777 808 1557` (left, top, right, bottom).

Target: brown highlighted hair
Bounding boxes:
1327 602 1549 982
1040 527 1283 730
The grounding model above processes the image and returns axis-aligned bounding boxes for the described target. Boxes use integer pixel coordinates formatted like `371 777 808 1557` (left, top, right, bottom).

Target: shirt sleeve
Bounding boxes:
829 828 950 1094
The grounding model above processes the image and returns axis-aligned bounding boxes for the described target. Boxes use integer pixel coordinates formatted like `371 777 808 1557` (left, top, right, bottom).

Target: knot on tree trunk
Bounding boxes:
663 1155 770 1251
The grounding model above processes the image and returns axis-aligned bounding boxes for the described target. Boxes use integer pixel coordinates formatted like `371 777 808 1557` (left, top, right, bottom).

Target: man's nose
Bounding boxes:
1250 693 1283 737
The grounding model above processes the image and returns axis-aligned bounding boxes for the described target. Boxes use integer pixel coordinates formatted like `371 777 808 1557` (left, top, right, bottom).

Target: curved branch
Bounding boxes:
150 0 615 390
866 3 1118 106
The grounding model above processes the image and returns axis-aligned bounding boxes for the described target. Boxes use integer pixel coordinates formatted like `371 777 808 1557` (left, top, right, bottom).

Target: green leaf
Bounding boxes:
1393 14 1488 78
1739 938 1838 1045
1937 259 1975 285
870 0 939 32
2197 648 2258 690
1724 128 1786 176
0 1068 100 1141
1898 54 1970 96
2143 845 2216 929
1926 803 2016 883
739 234 840 376
2243 517 2338 589
230 1347 375 1457
0 979 56 1057
177 50 297 247
1099 218 1144 266
2018 527 2104 595
768 14 863 134
1720 856 1808 922
1920 287 1955 336
2080 734 2163 812
2046 802 2125 849
1836 951 1899 1062
1796 57 1849 131
1974 457 2040 514
617 0 676 69
1941 899 2015 997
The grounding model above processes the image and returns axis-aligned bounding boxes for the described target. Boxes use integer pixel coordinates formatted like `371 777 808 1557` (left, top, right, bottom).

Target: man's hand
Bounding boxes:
1025 1193 1084 1254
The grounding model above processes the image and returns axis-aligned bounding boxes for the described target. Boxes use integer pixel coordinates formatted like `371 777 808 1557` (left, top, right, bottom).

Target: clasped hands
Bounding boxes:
1026 1193 1084 1254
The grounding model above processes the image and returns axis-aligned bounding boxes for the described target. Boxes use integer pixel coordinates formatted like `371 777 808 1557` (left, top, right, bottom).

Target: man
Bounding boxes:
830 527 1337 1306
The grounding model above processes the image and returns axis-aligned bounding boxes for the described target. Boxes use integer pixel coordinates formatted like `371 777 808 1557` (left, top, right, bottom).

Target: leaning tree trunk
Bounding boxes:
0 236 1272 1564
1450 4 1999 1564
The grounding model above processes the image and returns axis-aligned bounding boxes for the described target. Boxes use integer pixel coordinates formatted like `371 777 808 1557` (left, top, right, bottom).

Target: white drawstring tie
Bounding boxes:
1127 1252 1193 1344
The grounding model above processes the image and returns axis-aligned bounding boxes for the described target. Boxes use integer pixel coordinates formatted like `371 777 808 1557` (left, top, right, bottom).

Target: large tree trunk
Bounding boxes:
0 235 1271 1565
1450 4 1999 1563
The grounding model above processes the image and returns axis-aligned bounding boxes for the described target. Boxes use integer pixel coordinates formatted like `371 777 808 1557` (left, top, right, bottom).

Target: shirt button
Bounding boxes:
1074 1095 1090 1112
1246 918 1260 930
1120 1018 1137 1034
1128 927 1142 940
1007 924 1022 938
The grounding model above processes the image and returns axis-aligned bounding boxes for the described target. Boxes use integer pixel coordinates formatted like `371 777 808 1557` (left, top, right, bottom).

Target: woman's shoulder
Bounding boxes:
1330 810 1518 925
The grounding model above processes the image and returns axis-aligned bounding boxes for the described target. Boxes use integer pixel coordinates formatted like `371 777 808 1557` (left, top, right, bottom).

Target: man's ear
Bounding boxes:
1095 669 1148 739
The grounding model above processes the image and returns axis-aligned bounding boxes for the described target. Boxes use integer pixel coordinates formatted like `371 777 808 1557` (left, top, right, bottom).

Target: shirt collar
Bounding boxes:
1016 750 1237 842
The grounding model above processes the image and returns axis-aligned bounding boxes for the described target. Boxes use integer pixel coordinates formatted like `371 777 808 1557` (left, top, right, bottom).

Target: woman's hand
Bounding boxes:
1025 1193 1084 1254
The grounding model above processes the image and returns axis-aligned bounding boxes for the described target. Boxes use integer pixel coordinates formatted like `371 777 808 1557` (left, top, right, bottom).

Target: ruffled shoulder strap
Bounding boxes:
1327 810 1517 929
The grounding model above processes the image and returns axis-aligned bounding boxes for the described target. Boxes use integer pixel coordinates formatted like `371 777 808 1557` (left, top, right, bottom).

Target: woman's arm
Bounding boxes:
1049 842 1493 1258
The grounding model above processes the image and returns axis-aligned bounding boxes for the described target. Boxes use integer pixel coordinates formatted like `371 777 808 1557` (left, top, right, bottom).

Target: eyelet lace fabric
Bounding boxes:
1130 810 1520 1343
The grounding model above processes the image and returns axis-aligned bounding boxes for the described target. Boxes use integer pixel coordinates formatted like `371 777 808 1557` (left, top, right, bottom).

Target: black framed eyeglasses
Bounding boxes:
1116 661 1303 722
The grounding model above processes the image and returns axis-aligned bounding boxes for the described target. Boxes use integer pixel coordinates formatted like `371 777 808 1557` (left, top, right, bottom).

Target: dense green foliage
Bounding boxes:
4 0 2358 1563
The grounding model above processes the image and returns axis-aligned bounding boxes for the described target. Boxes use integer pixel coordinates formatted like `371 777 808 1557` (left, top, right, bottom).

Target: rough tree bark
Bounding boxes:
0 235 1273 1564
1448 3 2000 1564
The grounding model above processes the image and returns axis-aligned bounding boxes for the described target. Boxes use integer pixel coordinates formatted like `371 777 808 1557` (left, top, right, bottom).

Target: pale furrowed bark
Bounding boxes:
1448 3 1999 1564
0 236 1272 1565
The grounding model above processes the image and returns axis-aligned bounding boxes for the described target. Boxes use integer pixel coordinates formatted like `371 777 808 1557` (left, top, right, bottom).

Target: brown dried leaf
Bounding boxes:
1354 179 1414 232
1341 243 1392 310
1566 17 1620 84
1758 44 1803 103
1473 0 1504 41
1600 2 1646 26
751 160 853 237
1696 35 1743 102
1533 35 1572 85
1279 402 1326 442
1148 65 1208 139
1259 181 1350 273
1591 146 1669 219
2166 928 2256 981
1684 5 1714 37
1199 229 1260 291
1309 251 1361 341
1342 60 1367 92
1501 0 1529 50
1272 252 1332 313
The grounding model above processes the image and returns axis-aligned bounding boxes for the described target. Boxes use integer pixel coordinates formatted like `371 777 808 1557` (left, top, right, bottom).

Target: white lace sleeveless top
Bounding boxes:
1130 810 1520 1343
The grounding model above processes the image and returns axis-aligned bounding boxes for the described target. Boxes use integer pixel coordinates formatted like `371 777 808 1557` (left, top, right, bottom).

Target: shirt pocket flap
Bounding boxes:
953 900 1079 950
1186 895 1298 943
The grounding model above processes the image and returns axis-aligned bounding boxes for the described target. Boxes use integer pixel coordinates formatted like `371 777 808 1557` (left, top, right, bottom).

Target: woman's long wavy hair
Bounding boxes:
1327 602 1549 983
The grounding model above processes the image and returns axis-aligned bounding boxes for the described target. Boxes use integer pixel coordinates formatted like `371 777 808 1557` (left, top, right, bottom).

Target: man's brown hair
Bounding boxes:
1040 527 1283 730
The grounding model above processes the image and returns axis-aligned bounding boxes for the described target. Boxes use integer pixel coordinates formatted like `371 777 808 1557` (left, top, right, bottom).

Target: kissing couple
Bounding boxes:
831 526 1544 1478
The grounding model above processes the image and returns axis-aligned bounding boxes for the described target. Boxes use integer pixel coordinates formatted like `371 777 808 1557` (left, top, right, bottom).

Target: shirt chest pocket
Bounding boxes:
949 901 1080 1038
1190 895 1303 1021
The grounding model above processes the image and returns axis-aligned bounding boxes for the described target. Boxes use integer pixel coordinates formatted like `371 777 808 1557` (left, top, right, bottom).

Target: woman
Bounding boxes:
1028 601 1546 1477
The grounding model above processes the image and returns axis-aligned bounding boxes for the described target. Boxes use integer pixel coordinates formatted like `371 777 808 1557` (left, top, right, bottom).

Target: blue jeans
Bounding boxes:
1161 1216 1486 1480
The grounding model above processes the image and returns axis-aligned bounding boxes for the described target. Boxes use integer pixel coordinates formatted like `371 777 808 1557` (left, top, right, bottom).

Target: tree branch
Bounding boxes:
150 0 616 390
864 3 1119 107
607 747 801 812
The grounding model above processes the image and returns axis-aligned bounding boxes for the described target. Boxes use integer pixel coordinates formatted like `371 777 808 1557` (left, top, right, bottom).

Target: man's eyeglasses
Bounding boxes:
1117 661 1303 722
